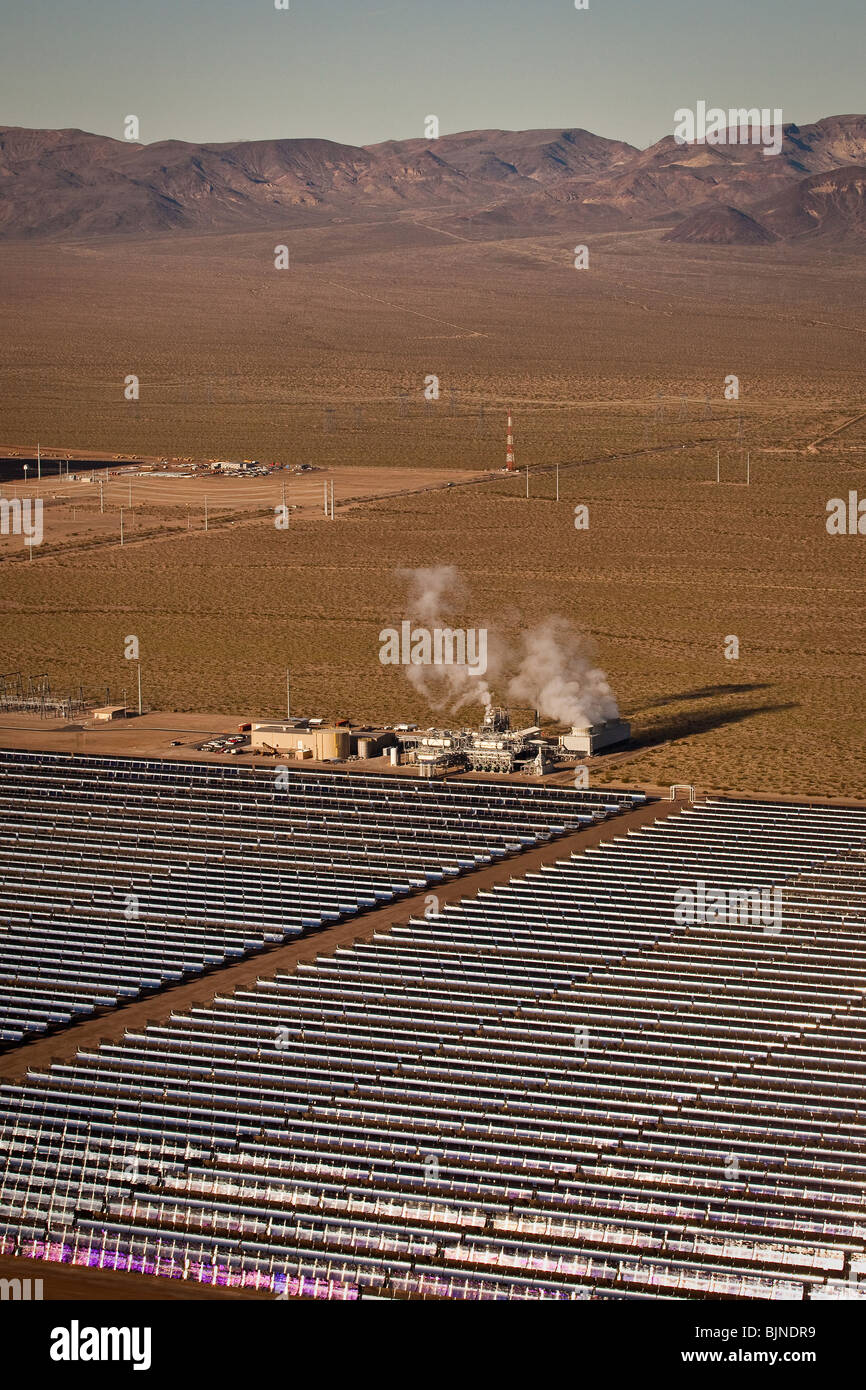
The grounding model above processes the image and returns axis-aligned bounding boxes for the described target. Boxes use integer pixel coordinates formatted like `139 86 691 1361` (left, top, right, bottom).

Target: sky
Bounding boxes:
1 0 863 151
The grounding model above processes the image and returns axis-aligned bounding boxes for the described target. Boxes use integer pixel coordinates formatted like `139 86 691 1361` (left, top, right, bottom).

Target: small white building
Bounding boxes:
559 720 631 756
91 705 128 722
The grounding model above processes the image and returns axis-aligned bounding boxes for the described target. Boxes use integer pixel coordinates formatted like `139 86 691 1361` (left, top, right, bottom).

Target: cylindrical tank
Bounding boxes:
314 727 351 760
389 745 400 766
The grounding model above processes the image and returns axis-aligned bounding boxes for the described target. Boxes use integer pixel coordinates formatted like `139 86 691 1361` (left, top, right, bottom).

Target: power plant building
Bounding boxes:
91 705 128 722
250 723 351 761
559 719 631 756
250 710 629 772
399 707 630 775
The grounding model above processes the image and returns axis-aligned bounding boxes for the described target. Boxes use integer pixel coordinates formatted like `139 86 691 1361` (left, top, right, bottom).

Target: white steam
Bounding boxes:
506 615 619 728
398 565 495 711
395 566 620 728
400 565 465 625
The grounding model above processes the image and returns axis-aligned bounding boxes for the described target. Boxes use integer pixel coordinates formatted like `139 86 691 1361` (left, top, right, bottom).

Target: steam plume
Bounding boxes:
506 616 619 727
395 566 620 727
397 565 496 711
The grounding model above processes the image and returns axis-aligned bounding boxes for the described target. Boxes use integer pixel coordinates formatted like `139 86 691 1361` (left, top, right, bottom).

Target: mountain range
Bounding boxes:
0 115 864 246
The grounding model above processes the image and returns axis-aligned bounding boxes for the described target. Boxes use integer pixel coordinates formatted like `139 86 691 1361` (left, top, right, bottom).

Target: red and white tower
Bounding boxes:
505 409 515 471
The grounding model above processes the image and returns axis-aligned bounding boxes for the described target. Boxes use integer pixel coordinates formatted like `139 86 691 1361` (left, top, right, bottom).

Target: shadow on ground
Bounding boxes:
629 683 775 717
627 696 799 751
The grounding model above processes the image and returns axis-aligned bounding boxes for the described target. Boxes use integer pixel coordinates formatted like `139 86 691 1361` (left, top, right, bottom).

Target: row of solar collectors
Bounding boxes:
0 749 642 831
4 1089 858 1261
398 906 866 989
0 854 410 923
1 1028 861 1273
0 798 537 871
0 806 610 885
296 936 866 1055
1 797 863 1297
0 896 310 1042
400 905 866 1001
204 955 866 1147
0 819 427 1044
778 857 866 926
0 750 644 1045
0 773 635 830
0 1087 833 1302
0 748 631 1043
0 776 583 842
0 806 553 1047
0 810 486 883
0 1073 852 1301
0 765 608 861
0 746 644 806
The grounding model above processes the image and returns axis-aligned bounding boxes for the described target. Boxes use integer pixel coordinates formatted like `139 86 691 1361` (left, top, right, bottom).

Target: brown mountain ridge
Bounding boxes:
0 116 864 245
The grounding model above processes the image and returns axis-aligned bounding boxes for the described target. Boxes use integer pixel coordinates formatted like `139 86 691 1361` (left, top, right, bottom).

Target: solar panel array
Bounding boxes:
2 797 865 1300
0 750 641 1043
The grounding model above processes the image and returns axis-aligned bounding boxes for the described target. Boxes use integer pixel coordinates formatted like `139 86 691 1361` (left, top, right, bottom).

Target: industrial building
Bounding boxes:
351 729 397 759
247 709 628 773
559 719 631 756
397 707 629 776
250 722 351 761
399 707 550 777
91 705 128 722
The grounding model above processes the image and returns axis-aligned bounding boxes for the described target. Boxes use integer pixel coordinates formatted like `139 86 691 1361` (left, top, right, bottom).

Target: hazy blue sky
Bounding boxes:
1 0 863 149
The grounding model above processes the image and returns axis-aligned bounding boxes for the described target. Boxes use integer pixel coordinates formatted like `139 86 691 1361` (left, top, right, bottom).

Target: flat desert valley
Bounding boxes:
1 204 864 798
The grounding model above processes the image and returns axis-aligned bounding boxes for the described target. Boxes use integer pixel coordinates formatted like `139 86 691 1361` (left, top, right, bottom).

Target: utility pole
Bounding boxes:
323 480 328 516
286 669 291 720
137 663 142 716
120 508 124 546
37 443 41 481
525 463 529 499
716 451 720 485
746 451 750 486
100 479 104 514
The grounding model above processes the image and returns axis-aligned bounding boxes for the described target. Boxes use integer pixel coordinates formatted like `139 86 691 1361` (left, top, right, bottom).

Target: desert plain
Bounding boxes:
0 211 864 797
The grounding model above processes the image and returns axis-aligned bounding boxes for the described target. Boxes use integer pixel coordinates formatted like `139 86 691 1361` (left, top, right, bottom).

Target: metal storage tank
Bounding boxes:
315 727 351 760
